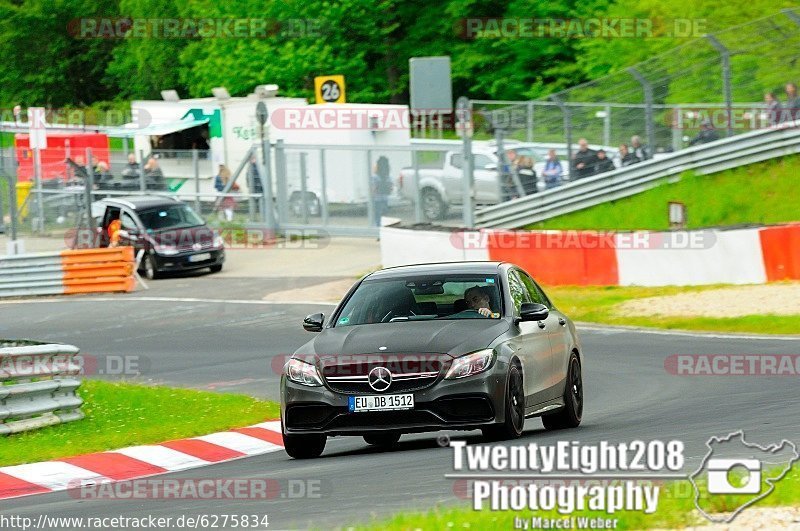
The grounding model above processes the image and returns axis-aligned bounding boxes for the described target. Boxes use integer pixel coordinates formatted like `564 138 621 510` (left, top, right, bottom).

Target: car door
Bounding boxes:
117 209 146 255
472 153 500 204
518 270 567 396
507 270 554 406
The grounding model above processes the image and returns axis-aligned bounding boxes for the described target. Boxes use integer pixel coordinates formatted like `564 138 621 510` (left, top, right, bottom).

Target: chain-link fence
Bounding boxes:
470 9 800 162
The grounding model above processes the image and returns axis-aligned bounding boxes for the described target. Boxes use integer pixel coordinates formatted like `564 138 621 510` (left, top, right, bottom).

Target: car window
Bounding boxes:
137 204 205 232
507 271 530 316
517 270 547 305
473 154 493 168
121 211 138 231
334 274 502 326
450 153 462 169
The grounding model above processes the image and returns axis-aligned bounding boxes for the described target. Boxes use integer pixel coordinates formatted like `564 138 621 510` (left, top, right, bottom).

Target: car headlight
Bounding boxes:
213 234 225 248
445 349 496 379
285 358 323 387
154 244 179 256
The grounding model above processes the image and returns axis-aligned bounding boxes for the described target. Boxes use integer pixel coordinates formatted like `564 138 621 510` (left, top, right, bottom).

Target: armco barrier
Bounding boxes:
380 224 799 286
0 247 135 298
0 340 84 435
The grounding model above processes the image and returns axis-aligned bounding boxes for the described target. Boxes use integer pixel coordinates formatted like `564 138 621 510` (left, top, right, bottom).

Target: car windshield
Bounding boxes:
335 274 502 326
138 204 205 232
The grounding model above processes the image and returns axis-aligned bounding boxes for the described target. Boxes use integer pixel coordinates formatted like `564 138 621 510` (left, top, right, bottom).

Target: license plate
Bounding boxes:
189 252 211 262
348 394 414 412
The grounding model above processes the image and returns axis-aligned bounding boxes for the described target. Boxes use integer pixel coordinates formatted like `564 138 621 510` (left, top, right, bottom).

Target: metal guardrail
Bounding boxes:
475 122 800 228
0 340 84 435
0 247 136 298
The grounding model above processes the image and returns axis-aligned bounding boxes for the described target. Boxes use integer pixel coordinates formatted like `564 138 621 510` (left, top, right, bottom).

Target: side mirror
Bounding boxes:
303 313 325 332
519 303 549 322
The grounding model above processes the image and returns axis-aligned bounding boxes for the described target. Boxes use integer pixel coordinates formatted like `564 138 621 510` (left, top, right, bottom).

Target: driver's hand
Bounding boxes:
477 307 491 317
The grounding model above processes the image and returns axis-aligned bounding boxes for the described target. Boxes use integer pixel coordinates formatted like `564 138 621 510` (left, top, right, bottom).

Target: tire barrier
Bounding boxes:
0 247 135 298
0 340 84 435
380 224 800 286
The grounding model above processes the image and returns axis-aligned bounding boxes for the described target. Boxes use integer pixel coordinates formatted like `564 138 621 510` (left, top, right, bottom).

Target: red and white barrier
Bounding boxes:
380 224 800 286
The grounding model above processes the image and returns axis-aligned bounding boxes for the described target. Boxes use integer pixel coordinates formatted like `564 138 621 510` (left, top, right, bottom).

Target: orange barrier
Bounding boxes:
59 247 136 295
486 231 619 286
759 224 800 281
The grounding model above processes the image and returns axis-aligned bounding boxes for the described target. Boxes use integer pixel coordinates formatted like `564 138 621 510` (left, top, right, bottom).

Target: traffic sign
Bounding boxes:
314 75 346 104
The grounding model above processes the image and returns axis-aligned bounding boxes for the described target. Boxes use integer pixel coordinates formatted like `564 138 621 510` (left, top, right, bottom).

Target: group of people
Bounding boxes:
763 82 800 126
120 154 166 189
571 135 651 180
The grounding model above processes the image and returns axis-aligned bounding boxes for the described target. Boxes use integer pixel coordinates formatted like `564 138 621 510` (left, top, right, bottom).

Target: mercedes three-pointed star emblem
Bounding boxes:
368 366 392 392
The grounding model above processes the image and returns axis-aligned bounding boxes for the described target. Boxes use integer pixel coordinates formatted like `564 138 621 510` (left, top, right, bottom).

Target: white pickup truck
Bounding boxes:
397 148 537 220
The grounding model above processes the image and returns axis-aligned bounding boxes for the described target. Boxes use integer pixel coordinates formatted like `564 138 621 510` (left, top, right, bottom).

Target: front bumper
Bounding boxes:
153 248 225 272
281 361 508 436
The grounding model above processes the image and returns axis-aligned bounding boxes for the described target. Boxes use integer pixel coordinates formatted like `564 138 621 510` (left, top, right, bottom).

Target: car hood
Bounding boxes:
302 319 510 359
148 226 214 248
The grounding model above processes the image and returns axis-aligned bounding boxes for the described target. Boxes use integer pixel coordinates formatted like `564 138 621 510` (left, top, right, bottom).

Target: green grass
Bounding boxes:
528 156 800 230
355 467 800 530
543 283 800 335
0 380 280 467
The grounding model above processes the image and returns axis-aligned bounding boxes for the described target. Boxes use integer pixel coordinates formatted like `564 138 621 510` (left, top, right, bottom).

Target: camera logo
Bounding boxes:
689 431 798 523
706 458 761 494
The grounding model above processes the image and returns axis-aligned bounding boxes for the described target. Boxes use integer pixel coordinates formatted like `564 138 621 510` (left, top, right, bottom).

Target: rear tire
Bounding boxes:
482 364 525 441
542 352 583 430
421 189 447 221
283 432 326 459
363 432 401 447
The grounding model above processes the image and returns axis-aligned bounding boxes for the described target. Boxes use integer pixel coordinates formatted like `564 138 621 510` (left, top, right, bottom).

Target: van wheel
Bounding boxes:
142 253 159 280
209 264 223 273
421 189 446 221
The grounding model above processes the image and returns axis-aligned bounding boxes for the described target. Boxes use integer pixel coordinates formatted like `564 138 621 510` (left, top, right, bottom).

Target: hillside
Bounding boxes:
528 156 800 231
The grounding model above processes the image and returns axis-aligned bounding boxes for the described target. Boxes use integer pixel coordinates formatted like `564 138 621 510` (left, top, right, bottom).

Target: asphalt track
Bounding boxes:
1 279 799 529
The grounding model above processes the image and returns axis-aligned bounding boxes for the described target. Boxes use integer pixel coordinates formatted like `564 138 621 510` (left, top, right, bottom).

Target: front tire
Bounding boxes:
482 364 525 441
283 432 326 459
209 264 223 273
142 253 159 280
542 352 583 430
363 432 401 447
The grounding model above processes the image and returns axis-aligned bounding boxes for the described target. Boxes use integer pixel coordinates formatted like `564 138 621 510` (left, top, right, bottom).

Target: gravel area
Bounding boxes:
617 284 800 318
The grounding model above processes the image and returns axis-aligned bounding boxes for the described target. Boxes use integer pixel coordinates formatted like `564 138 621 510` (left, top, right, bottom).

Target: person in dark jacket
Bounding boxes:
784 82 800 122
121 154 140 179
688 119 719 146
594 149 616 174
630 135 650 161
572 138 597 179
618 144 640 166
144 157 166 191
764 92 783 126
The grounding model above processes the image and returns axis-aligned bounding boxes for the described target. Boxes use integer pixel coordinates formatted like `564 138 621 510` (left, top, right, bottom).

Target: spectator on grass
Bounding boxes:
765 92 783 127
594 149 616 174
572 138 597 179
618 144 639 166
542 149 563 190
630 135 650 161
688 119 719 146
785 83 800 122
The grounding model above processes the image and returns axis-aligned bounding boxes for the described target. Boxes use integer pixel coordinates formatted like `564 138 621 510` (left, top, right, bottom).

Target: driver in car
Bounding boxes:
457 286 494 318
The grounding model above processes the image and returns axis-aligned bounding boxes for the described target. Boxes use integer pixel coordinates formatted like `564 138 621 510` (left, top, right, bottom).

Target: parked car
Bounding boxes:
397 149 537 221
93 195 225 280
280 261 584 459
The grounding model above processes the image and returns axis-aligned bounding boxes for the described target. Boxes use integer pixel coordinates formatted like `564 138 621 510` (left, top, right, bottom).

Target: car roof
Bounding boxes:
99 195 183 210
366 261 507 280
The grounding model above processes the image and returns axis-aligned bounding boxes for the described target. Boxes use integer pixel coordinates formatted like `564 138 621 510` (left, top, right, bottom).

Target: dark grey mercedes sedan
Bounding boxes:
280 261 583 458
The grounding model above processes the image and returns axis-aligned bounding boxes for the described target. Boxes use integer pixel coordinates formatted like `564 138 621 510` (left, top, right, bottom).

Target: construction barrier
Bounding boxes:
380 224 800 286
0 247 135 298
0 340 84 435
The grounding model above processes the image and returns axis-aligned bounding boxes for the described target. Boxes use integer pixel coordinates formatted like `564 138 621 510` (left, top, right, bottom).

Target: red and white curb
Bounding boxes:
0 421 283 501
